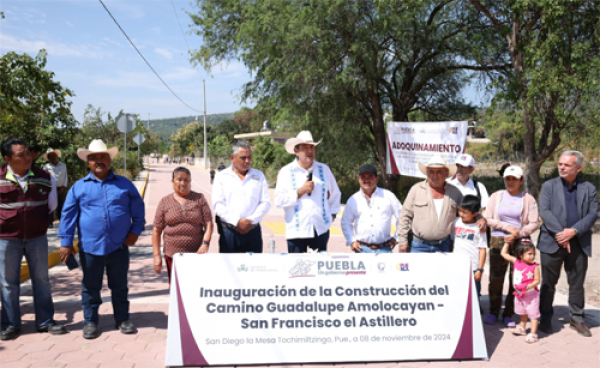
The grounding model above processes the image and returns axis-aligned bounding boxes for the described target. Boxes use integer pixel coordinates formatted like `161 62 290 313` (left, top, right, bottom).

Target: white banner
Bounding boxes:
165 253 487 366
386 121 468 177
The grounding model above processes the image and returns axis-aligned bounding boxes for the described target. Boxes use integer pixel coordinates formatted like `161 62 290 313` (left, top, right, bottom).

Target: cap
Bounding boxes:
503 165 523 179
359 164 378 177
455 154 475 167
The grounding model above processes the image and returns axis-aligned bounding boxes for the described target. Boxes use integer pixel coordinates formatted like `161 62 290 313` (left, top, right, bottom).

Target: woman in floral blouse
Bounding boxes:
152 167 213 283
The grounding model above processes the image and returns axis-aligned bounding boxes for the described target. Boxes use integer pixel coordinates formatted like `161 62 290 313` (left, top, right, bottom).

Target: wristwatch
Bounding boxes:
202 241 210 246
572 228 579 236
475 268 484 273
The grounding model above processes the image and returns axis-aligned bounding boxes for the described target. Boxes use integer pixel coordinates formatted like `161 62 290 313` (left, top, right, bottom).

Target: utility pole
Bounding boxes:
203 79 208 169
147 113 150 132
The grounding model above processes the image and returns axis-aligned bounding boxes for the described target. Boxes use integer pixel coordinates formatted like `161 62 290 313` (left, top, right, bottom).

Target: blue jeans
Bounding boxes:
0 235 55 330
79 245 130 324
410 238 451 253
288 230 330 253
219 226 263 253
360 245 393 253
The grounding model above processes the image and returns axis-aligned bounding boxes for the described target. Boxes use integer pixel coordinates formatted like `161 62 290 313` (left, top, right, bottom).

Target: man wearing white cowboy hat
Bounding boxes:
42 148 68 227
275 131 341 253
398 155 463 253
58 139 145 339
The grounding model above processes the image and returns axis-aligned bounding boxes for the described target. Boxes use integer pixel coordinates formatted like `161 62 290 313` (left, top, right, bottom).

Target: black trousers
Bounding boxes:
539 238 588 324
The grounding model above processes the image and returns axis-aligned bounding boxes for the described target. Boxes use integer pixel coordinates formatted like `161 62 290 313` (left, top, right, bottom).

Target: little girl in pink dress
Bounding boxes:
501 239 541 343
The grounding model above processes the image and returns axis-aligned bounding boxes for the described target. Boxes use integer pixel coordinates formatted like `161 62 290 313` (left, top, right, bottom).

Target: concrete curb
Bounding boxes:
19 166 151 283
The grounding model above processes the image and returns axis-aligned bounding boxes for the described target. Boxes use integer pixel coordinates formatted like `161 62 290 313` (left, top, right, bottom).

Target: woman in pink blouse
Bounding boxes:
152 167 213 283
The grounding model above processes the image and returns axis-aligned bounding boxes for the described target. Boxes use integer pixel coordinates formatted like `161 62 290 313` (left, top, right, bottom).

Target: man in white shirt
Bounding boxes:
275 131 341 253
212 140 271 253
42 148 68 227
341 165 402 253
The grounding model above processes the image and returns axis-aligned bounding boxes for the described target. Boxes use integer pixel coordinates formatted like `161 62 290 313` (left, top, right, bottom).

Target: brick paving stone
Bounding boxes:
89 350 126 363
14 333 49 344
0 349 27 362
29 362 67 368
540 362 576 368
46 341 81 353
113 340 148 352
1 362 33 368
487 353 522 365
122 350 158 363
56 351 92 363
63 362 100 368
541 350 579 363
514 352 550 364
17 341 55 353
20 351 60 363
97 361 134 368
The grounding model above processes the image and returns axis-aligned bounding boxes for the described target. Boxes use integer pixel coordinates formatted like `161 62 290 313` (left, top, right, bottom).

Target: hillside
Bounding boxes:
149 113 235 141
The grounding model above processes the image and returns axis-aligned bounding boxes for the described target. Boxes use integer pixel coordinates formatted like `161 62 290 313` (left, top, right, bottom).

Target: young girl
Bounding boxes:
501 239 541 343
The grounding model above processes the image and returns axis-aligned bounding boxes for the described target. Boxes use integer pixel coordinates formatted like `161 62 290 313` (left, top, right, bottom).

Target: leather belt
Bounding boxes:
359 238 396 250
412 235 450 245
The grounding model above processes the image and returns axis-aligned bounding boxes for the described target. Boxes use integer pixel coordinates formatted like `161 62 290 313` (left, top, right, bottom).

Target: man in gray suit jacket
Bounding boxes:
538 151 598 337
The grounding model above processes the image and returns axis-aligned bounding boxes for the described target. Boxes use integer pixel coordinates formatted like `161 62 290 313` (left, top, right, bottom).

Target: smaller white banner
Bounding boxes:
386 121 468 177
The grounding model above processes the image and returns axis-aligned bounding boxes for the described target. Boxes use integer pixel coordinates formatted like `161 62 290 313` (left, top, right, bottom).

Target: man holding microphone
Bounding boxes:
275 131 341 253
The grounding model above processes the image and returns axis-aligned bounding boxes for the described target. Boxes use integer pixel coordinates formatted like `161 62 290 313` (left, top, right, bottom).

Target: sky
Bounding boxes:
0 0 253 123
0 0 487 124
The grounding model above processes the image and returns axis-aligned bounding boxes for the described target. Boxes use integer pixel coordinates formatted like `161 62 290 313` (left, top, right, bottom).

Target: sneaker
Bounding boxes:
0 326 20 341
503 317 516 328
115 320 135 334
38 324 67 335
82 323 97 339
483 315 497 325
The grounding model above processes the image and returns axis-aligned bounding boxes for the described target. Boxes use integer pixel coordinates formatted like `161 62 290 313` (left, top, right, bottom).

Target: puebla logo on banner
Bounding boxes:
386 121 467 177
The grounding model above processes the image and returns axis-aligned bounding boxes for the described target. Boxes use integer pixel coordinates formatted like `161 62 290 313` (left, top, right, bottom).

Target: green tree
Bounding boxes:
0 50 77 154
469 0 600 197
189 0 505 188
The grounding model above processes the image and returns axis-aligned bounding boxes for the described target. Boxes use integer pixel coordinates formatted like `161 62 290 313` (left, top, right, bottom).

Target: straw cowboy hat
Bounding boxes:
285 131 322 154
77 139 119 161
418 155 457 177
42 148 61 161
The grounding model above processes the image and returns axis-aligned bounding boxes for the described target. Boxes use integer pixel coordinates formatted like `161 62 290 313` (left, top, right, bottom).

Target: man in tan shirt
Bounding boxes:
398 155 463 253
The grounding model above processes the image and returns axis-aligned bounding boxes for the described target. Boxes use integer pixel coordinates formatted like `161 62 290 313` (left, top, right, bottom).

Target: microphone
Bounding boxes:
307 168 313 196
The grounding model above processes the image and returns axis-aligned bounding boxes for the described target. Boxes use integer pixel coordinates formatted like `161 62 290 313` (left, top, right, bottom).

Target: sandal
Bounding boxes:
512 326 527 336
525 333 538 343
503 317 516 328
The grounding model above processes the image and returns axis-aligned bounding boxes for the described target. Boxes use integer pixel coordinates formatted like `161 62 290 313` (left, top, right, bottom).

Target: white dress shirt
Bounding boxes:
447 177 489 209
341 187 402 246
275 160 341 239
43 161 68 187
212 166 271 226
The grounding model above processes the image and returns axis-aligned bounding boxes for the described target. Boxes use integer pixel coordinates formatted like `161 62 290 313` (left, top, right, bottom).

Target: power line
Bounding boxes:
98 0 202 114
170 0 190 51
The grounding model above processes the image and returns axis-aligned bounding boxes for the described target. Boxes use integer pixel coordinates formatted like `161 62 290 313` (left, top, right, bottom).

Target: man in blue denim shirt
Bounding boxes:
58 140 145 339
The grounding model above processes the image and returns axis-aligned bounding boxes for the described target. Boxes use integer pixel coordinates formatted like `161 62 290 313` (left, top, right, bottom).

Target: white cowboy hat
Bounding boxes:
285 131 322 154
42 148 61 161
77 139 119 161
418 155 457 177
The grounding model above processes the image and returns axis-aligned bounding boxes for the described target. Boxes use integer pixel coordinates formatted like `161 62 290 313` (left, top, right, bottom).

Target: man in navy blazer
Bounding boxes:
538 151 598 337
